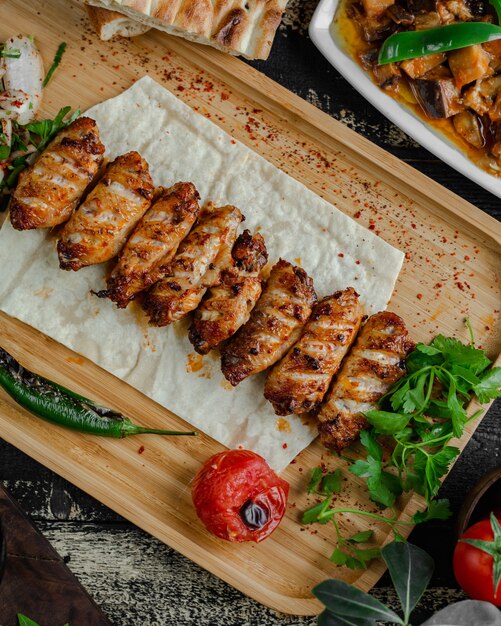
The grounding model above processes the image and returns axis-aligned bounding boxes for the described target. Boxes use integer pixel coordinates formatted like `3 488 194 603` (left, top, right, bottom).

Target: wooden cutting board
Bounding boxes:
1 0 500 616
0 483 113 626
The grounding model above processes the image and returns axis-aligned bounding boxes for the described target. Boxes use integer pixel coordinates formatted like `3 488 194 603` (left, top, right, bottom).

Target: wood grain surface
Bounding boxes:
0 0 500 623
0 484 112 626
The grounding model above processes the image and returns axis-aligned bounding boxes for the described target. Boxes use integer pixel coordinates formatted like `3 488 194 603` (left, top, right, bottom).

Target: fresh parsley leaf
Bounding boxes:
365 410 410 435
411 499 452 524
308 467 323 494
321 469 343 495
302 496 335 525
348 530 374 543
474 367 501 403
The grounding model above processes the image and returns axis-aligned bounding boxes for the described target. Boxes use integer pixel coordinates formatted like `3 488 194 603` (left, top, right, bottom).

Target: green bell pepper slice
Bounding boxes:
378 22 501 65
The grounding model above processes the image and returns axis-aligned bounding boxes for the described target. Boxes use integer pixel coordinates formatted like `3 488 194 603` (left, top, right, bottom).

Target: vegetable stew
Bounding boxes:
336 0 501 176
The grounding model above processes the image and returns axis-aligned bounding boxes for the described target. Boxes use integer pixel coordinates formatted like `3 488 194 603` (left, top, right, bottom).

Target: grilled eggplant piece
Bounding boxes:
189 230 268 355
144 204 243 326
221 259 317 387
411 71 463 118
57 151 153 270
10 117 104 231
96 182 200 308
317 311 415 452
264 288 364 416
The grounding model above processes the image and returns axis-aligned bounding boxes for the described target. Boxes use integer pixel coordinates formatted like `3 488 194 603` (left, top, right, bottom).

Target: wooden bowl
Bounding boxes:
456 465 501 537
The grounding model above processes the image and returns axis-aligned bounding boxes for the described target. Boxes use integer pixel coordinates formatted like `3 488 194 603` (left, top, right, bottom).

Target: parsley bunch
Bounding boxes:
303 327 501 569
362 332 501 504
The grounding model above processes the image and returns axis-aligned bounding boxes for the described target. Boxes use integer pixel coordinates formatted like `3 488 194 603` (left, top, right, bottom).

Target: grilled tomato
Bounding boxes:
191 449 289 543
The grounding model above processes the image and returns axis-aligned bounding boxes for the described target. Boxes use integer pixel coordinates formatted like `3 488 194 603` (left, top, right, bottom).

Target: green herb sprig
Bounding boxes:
43 42 67 88
0 106 80 197
303 465 450 568
303 325 501 570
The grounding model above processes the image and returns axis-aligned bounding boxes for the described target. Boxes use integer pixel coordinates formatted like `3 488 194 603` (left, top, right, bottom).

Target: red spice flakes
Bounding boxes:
411 223 416 229
231 139 236 145
338 253 344 258
416 293 423 300
355 260 361 265
138 446 145 455
353 211 362 219
282 443 288 449
177 85 185 92
220 91 230 101
464 255 470 261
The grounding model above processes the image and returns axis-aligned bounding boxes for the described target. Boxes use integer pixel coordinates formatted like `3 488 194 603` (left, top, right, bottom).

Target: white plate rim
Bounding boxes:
309 0 501 199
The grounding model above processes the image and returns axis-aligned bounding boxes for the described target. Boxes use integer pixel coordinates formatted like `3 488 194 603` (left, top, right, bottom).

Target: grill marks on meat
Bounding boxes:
264 288 364 416
317 311 415 452
221 259 317 386
57 151 154 271
143 204 243 326
189 229 268 355
97 182 200 308
10 117 105 231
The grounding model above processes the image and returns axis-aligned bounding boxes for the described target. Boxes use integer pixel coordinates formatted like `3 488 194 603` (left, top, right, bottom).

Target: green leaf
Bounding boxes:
412 499 452 524
43 42 67 88
359 430 383 461
317 609 376 626
330 546 348 566
364 410 410 435
348 530 374 544
308 467 323 494
302 496 334 525
381 541 434 623
17 616 40 626
322 469 343 495
313 580 404 624
474 367 501 403
432 335 491 375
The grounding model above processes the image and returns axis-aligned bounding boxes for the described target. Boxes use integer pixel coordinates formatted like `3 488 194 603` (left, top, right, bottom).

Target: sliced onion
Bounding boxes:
3 35 44 124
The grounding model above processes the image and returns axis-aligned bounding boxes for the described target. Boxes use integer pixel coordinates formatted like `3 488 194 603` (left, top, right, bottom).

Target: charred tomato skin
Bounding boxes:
191 450 289 543
453 517 501 606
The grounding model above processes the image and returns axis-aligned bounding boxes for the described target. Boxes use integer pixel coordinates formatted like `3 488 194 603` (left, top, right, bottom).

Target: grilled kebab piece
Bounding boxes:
96 182 200 308
264 288 364 416
189 229 268 355
10 117 105 230
57 151 153 271
221 259 317 386
144 204 243 326
317 311 415 452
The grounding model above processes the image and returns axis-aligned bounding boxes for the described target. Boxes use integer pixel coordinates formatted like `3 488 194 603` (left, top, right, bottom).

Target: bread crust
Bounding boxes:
84 0 288 59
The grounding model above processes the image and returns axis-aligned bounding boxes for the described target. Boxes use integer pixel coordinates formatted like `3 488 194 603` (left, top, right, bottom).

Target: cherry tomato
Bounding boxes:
453 515 501 606
191 449 289 543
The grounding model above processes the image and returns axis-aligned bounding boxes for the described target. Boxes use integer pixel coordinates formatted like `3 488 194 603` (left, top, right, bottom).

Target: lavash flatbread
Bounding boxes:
84 0 287 59
0 76 404 471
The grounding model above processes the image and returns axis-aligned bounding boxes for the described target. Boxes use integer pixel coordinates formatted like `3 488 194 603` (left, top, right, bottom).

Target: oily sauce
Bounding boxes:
333 0 501 177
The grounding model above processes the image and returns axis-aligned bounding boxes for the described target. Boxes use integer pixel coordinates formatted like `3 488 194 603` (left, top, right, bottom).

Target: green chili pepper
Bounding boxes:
378 22 501 65
0 347 197 438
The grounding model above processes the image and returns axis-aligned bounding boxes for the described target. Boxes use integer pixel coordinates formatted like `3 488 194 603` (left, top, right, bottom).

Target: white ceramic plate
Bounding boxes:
309 0 501 199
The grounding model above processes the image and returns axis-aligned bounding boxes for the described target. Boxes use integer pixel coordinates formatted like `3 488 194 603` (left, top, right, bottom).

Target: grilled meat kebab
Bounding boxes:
57 151 153 271
96 182 200 307
264 287 364 415
189 229 268 354
221 259 316 386
144 204 243 326
10 117 105 230
317 311 415 452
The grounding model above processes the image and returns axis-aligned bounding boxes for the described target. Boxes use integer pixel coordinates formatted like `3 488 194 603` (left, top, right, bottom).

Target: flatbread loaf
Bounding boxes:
85 0 288 59
86 4 151 40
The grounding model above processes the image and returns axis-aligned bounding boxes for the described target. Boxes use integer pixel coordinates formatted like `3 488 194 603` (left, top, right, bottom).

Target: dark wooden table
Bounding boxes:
1 1 500 624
